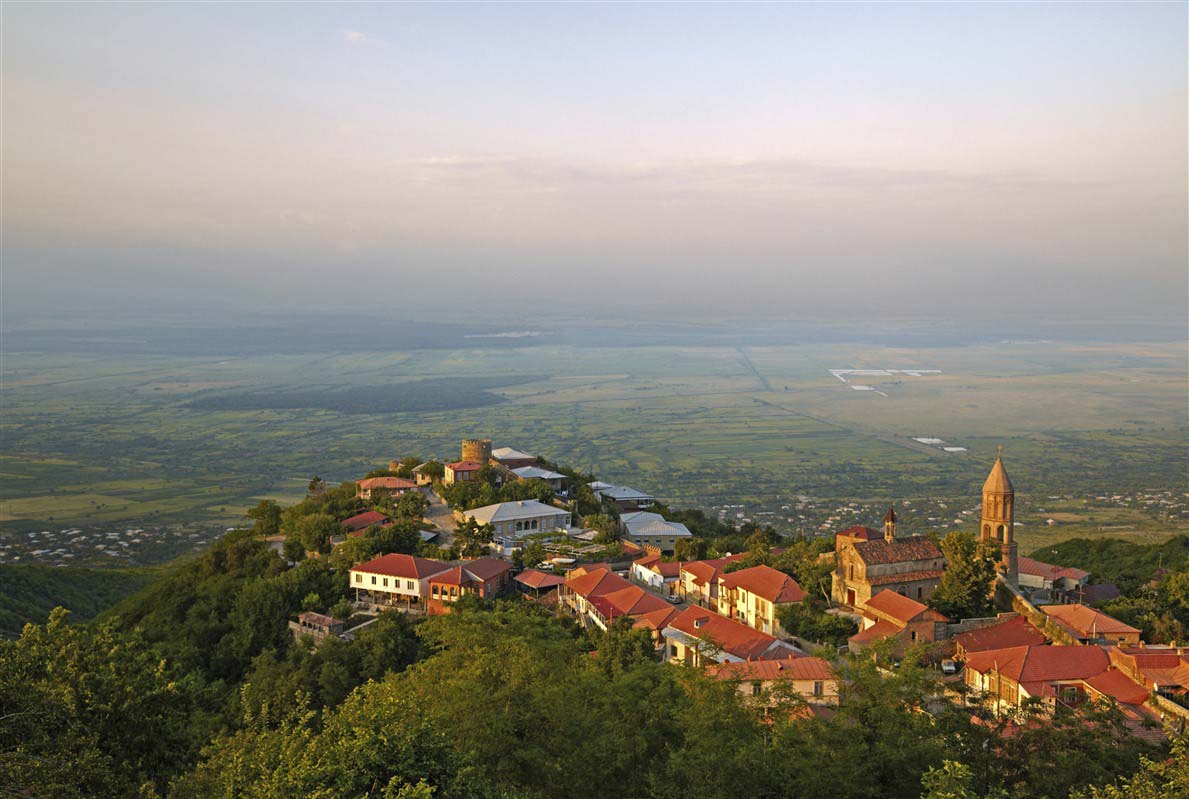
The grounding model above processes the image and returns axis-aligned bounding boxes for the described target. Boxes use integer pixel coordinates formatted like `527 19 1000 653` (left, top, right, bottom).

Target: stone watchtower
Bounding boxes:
979 451 1019 586
461 438 493 464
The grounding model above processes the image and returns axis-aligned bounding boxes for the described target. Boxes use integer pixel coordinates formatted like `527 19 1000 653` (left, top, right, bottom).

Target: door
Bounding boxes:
846 588 856 606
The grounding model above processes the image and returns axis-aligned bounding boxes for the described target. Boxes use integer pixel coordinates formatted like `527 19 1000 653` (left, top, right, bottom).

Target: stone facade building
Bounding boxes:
831 507 945 610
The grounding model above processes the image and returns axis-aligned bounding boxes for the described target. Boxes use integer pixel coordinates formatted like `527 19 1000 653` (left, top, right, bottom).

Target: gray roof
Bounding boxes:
621 511 692 539
465 499 569 525
589 482 653 502
513 466 566 481
493 447 535 461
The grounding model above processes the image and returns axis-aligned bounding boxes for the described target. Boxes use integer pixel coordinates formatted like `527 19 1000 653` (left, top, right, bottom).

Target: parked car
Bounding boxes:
665 595 682 605
941 659 959 675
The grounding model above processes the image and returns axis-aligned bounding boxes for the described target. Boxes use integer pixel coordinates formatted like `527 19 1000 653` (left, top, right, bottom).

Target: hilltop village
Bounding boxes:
270 438 1188 742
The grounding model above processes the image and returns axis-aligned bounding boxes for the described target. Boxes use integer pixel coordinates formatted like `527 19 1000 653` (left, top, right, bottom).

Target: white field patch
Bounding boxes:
829 368 941 399
943 447 968 452
913 437 945 445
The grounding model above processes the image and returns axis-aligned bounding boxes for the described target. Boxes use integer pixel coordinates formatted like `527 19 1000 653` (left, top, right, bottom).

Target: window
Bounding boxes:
916 587 923 599
910 631 918 641
406 580 414 590
813 681 824 697
354 574 361 583
371 576 376 585
432 586 439 597
751 682 762 696
383 578 388 587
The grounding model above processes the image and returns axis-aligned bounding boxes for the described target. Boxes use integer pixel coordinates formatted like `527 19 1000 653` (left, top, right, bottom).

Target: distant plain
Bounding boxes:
2 319 1186 562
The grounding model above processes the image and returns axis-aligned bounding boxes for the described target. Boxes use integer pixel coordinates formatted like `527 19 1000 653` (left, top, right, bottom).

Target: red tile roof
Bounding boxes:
954 616 1046 654
515 569 566 589
564 567 628 598
720 565 807 604
1018 556 1089 583
1083 668 1151 706
446 460 484 471
1041 604 1140 638
711 656 834 683
865 589 947 625
837 525 880 541
964 645 1113 697
430 566 470 587
867 570 944 586
681 555 746 587
668 606 790 661
460 557 513 582
352 553 451 580
357 477 418 491
633 606 681 631
598 585 670 617
340 510 391 532
849 618 902 646
852 536 942 566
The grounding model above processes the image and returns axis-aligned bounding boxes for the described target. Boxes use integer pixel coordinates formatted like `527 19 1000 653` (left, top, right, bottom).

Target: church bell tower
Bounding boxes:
883 505 897 542
980 450 1018 586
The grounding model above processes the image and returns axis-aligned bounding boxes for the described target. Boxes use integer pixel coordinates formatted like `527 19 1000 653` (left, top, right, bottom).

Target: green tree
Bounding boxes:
582 514 620 545
929 531 999 620
675 537 709 561
395 490 429 519
282 536 307 563
296 513 338 555
454 517 495 558
520 540 548 570
246 499 282 538
370 519 422 556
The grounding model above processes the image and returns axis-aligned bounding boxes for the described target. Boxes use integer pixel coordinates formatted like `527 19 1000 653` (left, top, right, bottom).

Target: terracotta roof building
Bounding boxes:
356 476 418 501
832 507 945 610
711 656 839 705
426 557 514 611
443 460 485 486
963 644 1156 731
678 555 748 606
662 606 798 665
349 553 452 609
715 565 806 636
1107 645 1189 698
953 616 1047 658
1041 604 1142 646
340 510 391 533
1017 557 1090 597
848 589 948 653
560 566 670 630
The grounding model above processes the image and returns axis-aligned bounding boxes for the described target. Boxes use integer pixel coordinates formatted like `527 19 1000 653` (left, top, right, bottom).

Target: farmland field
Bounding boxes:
2 320 1186 565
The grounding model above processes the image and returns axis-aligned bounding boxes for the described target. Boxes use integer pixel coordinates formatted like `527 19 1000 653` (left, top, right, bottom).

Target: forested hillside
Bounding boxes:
0 563 159 638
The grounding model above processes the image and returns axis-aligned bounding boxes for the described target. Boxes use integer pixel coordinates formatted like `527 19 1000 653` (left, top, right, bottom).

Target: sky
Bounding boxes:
2 2 1186 324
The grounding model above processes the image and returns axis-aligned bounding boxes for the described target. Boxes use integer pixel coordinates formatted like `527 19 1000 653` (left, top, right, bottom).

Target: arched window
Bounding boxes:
982 524 991 540
997 524 1007 541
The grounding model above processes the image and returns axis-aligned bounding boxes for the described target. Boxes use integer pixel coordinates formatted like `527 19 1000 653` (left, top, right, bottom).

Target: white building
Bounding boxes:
462 499 572 555
349 553 452 609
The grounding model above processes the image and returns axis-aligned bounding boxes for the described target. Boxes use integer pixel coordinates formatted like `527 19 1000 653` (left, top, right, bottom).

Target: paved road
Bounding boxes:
422 488 456 546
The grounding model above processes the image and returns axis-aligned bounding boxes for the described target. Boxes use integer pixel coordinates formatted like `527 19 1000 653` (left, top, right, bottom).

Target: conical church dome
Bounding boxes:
983 455 1013 494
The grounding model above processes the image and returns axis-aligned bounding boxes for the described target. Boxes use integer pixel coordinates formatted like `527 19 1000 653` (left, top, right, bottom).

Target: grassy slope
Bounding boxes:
0 563 165 637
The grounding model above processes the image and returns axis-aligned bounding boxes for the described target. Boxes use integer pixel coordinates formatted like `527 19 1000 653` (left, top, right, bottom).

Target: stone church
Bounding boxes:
832 455 1018 610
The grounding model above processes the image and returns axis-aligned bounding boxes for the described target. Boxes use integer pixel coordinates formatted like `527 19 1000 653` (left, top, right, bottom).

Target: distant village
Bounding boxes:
279 437 1187 743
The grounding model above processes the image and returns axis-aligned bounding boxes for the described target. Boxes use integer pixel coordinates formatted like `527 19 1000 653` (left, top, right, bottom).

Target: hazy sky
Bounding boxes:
3 2 1186 322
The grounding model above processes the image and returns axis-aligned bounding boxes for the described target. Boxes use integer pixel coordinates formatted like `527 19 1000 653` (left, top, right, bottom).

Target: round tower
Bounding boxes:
980 450 1018 586
461 438 492 464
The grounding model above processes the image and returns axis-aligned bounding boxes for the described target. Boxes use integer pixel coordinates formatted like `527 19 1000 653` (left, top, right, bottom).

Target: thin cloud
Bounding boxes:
341 29 365 44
